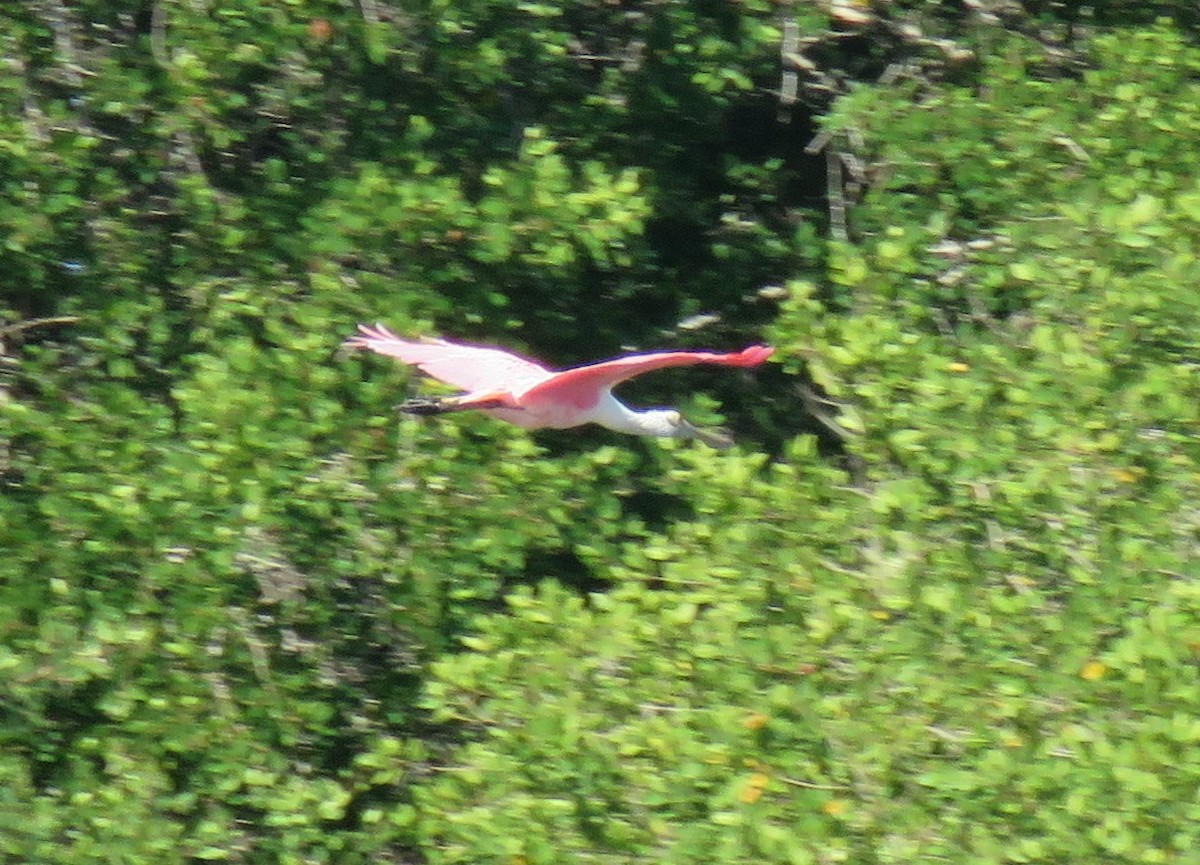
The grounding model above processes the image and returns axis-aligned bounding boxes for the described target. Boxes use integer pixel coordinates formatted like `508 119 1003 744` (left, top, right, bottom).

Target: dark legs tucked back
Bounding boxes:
395 397 517 415
395 398 455 415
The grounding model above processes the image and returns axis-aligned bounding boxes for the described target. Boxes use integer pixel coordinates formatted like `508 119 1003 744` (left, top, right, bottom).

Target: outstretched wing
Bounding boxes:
344 324 552 393
522 345 774 409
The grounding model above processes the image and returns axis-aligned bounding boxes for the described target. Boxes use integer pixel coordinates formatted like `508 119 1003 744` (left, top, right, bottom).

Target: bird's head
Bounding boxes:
654 409 735 450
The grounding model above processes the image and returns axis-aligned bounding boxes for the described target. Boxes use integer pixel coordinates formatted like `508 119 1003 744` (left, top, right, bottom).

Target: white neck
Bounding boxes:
591 394 679 438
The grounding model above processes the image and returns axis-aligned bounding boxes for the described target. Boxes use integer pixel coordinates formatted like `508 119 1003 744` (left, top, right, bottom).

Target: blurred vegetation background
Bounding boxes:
3 1 1200 863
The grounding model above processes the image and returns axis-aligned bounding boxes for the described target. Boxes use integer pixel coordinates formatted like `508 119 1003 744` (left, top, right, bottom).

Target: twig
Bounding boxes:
826 149 848 241
0 315 81 338
150 1 169 65
358 0 380 27
796 381 857 441
805 128 833 156
778 15 799 118
778 775 852 791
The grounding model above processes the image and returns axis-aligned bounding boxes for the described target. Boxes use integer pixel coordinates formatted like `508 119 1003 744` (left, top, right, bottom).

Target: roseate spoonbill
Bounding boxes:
344 324 774 447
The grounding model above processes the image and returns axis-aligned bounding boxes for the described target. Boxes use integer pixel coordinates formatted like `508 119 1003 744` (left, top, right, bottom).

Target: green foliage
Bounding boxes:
308 125 650 327
412 22 1200 865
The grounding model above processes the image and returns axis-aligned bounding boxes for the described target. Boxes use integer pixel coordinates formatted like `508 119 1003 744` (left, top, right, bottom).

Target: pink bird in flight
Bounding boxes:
345 324 774 448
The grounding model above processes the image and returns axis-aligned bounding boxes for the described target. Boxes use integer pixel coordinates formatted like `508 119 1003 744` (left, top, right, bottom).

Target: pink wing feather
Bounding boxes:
344 324 552 393
522 345 775 409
